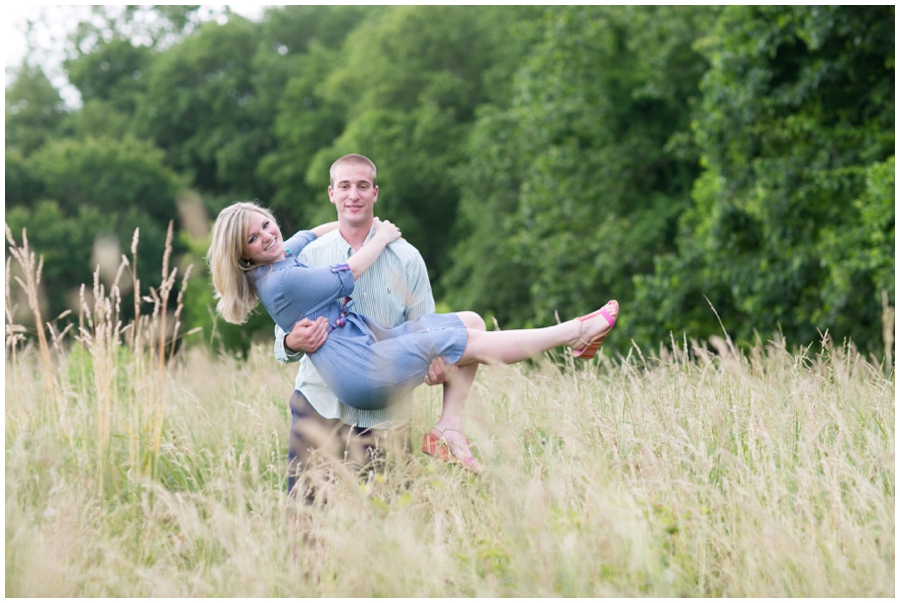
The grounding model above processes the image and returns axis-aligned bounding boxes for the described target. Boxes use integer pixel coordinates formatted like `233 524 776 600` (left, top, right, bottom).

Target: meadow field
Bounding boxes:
5 232 895 597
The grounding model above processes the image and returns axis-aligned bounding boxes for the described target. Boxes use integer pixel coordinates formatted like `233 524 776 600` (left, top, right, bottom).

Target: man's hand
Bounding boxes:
424 356 456 386
284 317 329 354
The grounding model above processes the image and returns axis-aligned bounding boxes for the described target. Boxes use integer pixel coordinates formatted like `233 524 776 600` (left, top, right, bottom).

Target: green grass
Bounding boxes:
5 337 894 596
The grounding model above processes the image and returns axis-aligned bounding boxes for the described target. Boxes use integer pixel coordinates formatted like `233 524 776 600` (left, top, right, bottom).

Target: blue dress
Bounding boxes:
251 230 469 410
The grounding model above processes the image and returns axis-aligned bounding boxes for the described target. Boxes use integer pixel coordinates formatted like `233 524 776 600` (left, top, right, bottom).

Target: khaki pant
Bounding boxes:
286 390 412 504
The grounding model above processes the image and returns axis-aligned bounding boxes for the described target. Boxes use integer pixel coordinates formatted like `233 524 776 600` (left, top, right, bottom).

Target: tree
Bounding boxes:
135 16 271 198
5 150 42 207
64 38 152 115
255 6 374 231
66 5 220 56
633 6 894 351
306 6 545 291
5 63 68 156
443 6 714 348
6 136 187 322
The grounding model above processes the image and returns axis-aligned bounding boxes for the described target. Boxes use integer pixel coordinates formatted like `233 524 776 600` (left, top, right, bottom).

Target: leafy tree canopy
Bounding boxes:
5 5 894 357
632 5 894 350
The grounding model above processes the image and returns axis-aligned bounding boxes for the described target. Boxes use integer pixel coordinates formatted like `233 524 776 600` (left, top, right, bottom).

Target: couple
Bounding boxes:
208 154 618 499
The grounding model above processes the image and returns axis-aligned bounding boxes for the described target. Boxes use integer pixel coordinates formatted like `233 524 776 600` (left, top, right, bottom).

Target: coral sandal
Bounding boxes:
422 428 481 473
572 300 618 360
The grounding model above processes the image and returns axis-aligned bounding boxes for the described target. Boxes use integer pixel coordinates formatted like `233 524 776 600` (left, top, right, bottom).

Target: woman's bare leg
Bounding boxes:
458 302 618 366
429 312 485 469
424 304 617 469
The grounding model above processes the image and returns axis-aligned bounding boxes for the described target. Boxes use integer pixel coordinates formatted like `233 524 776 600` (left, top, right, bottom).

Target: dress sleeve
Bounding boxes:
278 262 355 320
283 230 318 258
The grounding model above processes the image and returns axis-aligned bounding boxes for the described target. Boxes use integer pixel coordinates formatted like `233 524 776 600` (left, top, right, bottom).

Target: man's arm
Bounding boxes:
403 246 437 320
399 243 456 385
274 323 301 363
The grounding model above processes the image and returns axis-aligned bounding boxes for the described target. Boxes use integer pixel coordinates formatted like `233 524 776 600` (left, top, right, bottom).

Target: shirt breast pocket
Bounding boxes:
383 276 411 325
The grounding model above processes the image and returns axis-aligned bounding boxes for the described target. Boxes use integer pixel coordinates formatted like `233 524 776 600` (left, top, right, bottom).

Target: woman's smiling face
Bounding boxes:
243 210 285 265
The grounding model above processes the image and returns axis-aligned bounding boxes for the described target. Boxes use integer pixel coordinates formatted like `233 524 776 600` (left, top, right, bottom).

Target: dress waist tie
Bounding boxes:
326 263 354 333
328 296 354 333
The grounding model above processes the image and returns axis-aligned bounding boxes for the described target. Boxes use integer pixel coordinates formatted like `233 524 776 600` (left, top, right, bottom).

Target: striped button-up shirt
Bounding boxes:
273 225 436 429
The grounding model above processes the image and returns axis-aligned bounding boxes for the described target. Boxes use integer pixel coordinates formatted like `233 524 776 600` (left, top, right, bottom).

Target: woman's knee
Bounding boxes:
458 311 486 331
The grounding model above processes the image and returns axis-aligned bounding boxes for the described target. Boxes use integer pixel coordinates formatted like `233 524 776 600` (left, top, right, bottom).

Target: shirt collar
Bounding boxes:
335 224 377 257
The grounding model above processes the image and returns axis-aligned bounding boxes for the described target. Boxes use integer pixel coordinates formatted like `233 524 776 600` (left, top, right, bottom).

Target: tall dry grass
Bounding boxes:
5 226 895 596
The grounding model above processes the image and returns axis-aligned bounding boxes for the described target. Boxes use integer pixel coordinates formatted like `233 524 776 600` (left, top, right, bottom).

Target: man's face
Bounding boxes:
328 162 378 229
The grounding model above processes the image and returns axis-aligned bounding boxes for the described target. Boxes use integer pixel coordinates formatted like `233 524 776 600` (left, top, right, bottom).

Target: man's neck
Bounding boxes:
339 220 373 251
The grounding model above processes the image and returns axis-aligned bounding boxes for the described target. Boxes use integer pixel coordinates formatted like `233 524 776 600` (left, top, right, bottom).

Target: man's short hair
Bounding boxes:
330 154 377 187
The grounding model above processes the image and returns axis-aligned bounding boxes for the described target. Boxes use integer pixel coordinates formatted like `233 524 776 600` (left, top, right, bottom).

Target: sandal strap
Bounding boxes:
426 427 481 473
575 303 616 349
575 322 593 349
431 427 467 441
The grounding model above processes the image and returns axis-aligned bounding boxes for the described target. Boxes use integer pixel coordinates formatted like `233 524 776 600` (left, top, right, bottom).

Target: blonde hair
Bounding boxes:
329 153 377 186
207 201 278 325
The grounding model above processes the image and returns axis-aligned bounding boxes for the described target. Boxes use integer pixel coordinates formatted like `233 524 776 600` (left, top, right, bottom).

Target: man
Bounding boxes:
274 153 455 502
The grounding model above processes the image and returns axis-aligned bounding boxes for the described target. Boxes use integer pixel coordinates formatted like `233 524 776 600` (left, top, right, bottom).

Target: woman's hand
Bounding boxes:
373 218 402 245
347 218 402 280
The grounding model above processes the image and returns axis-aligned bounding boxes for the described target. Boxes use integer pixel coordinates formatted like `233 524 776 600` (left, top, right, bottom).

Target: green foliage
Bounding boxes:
259 4 374 55
24 136 182 219
258 40 345 231
6 136 186 321
633 5 895 350
135 16 272 197
444 6 713 344
6 200 114 321
817 156 895 327
64 38 152 114
5 150 42 207
5 63 68 156
60 98 134 141
68 5 208 53
308 6 545 286
5 5 895 354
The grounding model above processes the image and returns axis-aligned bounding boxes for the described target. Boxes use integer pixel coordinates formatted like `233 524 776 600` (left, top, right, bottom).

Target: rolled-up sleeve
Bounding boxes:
273 323 303 364
278 263 355 318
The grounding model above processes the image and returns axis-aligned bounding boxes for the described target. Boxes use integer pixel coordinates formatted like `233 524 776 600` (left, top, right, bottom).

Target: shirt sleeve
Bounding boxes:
403 247 437 320
273 322 303 364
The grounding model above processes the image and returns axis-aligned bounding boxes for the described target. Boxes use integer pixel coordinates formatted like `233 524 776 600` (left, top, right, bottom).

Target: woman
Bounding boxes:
208 201 618 471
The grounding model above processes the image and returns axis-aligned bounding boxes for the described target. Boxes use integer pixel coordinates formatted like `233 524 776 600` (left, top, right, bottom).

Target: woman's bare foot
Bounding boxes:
423 425 481 473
